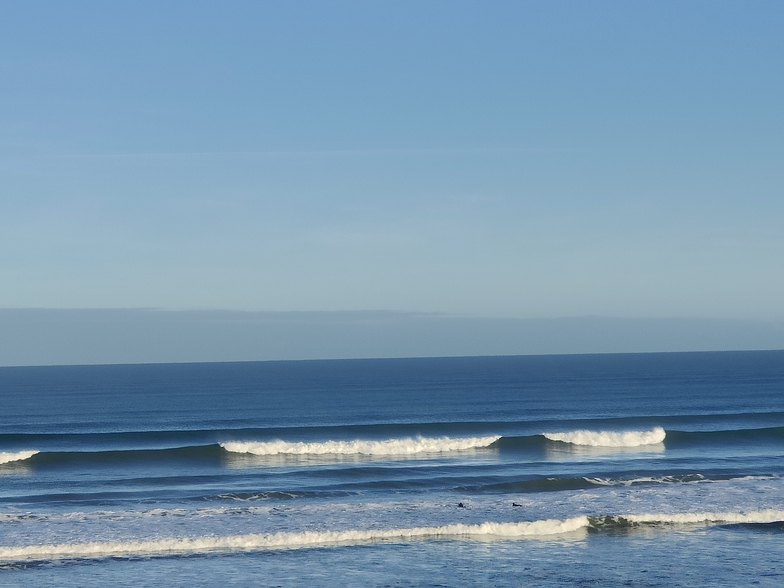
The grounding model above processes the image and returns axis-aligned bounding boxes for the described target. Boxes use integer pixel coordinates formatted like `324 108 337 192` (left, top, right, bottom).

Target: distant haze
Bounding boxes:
1 309 782 367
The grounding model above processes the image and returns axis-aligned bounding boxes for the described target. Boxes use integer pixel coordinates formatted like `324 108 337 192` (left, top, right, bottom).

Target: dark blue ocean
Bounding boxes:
1 351 783 586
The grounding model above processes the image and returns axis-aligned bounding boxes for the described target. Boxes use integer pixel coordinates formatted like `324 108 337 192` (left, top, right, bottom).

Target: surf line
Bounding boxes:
3 510 783 562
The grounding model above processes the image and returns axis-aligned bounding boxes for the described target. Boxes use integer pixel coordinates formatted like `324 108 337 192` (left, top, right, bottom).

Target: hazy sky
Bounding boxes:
2 1 783 321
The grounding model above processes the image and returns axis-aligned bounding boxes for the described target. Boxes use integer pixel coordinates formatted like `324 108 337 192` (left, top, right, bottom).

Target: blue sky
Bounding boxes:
2 1 783 323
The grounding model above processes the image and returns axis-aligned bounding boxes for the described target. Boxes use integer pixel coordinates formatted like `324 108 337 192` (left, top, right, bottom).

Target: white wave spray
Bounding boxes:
221 435 501 456
543 427 665 447
0 450 39 465
0 517 588 561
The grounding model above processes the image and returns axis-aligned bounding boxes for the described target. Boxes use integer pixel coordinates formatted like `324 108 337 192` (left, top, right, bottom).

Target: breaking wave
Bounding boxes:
0 450 39 465
0 517 587 561
3 509 783 562
220 435 501 457
589 509 784 529
543 427 666 447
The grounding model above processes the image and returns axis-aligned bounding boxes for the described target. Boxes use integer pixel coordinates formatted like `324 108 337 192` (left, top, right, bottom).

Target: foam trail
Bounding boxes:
543 427 665 447
623 510 784 525
0 517 588 561
0 450 38 465
221 435 501 456
585 474 708 486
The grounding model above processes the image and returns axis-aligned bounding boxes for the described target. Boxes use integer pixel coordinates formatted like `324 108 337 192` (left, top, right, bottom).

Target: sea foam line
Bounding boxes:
585 474 708 486
220 435 501 456
542 427 665 447
0 517 588 561
3 510 782 561
0 450 39 465
621 509 784 525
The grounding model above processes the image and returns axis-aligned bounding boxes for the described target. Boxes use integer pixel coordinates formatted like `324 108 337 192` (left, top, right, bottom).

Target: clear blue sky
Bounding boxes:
2 1 783 320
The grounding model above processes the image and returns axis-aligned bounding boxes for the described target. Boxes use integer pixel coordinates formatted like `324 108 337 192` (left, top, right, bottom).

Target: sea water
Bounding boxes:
1 351 783 586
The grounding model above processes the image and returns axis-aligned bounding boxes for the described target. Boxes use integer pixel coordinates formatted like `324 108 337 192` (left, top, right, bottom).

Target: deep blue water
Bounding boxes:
1 351 783 586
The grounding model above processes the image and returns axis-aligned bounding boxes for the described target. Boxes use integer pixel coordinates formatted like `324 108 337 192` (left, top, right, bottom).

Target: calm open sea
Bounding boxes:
1 351 783 586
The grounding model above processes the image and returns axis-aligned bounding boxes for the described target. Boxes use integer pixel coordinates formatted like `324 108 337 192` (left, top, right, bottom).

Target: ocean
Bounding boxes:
1 351 783 586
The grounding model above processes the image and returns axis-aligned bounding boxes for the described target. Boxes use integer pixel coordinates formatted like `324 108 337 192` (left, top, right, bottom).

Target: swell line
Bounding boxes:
457 473 775 493
6 426 784 469
1 435 501 470
5 445 223 468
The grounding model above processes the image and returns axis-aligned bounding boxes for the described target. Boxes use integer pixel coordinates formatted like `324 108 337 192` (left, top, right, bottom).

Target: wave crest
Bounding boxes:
0 450 39 465
220 435 501 457
543 427 665 447
589 509 784 529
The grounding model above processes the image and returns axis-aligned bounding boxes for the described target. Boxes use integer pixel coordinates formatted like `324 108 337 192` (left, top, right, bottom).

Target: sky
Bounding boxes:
1 2 783 363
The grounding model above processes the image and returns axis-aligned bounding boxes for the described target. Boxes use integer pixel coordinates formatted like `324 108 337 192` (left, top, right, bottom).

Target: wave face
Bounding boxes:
542 427 666 447
589 509 784 529
0 450 38 465
220 435 501 457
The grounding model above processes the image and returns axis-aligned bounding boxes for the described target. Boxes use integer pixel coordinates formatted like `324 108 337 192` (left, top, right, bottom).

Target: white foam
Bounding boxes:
221 435 501 457
585 474 707 486
0 517 589 561
0 450 39 465
543 427 665 447
623 509 784 525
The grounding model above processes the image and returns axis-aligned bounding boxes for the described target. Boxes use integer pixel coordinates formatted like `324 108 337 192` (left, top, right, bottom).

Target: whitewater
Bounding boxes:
542 427 666 447
0 450 38 465
2 352 783 586
220 435 501 457
5 510 784 563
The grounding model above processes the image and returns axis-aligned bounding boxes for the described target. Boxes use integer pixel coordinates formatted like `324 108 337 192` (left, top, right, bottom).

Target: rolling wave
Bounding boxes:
0 517 588 561
220 436 501 457
589 509 784 529
0 450 39 465
4 425 781 470
4 425 783 457
2 509 783 562
542 427 666 447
